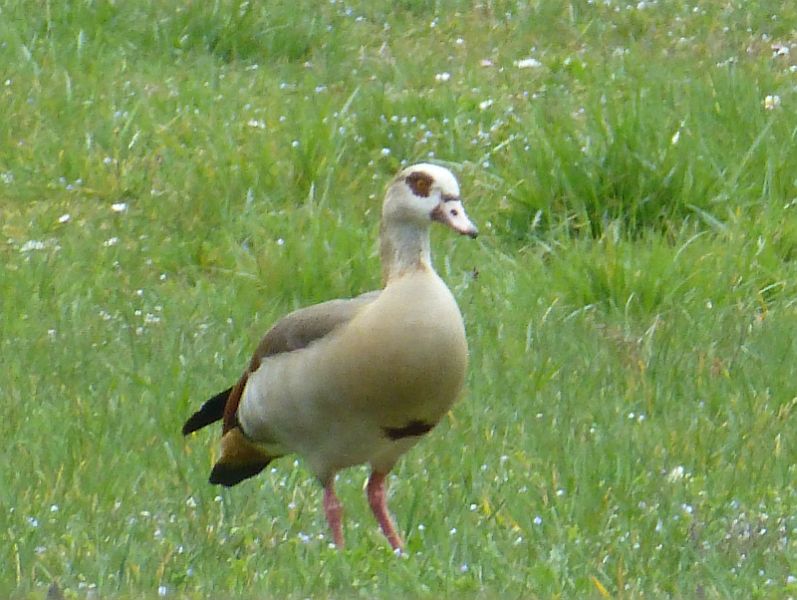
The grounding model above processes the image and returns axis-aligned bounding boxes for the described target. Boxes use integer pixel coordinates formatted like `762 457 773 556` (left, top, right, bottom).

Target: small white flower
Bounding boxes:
671 129 681 145
58 213 71 224
291 140 300 148
103 156 114 165
20 240 46 252
111 202 128 213
667 465 685 482
533 515 543 525
2 171 14 184
459 563 469 573
479 99 494 110
479 58 494 68
276 238 285 246
787 574 797 585
158 585 168 596
247 119 266 129
514 57 542 69
435 72 451 82
449 527 457 535
455 37 464 46
772 44 790 57
103 237 119 247
764 95 781 110
380 148 391 156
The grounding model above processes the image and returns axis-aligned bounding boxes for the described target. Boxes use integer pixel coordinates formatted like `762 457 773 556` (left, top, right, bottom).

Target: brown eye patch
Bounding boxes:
405 171 434 197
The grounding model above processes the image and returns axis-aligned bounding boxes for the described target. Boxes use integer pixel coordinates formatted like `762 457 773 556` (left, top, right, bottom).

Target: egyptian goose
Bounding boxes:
182 163 478 550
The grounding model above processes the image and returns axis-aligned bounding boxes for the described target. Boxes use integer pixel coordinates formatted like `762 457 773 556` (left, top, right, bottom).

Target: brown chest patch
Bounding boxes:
405 171 433 197
382 419 436 440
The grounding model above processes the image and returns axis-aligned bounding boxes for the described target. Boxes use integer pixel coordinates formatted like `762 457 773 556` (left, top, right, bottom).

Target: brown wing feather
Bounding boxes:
219 291 380 433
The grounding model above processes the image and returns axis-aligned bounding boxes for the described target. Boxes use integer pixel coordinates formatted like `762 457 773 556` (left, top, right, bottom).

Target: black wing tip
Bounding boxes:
181 414 208 436
209 460 270 487
181 386 233 436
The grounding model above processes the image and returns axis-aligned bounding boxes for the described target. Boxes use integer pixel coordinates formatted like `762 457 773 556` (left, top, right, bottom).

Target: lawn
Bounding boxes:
3 0 797 597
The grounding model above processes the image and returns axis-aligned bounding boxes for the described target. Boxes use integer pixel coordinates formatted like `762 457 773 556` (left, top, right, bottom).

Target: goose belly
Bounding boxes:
237 272 469 478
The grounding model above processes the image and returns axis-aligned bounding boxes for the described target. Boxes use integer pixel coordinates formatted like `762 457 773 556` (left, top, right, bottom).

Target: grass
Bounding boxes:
3 0 797 597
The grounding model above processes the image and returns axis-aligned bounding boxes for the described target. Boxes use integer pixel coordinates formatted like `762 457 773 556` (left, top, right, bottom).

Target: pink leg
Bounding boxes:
323 480 344 548
367 471 404 551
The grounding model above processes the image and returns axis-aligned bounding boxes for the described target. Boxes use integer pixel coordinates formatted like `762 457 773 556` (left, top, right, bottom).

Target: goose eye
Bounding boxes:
405 172 433 197
450 209 459 216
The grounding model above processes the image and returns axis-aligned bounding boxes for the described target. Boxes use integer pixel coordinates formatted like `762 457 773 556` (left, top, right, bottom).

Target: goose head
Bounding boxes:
380 164 477 283
383 163 478 239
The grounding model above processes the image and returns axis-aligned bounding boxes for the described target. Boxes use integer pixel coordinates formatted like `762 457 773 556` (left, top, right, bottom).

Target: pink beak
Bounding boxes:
432 198 478 238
